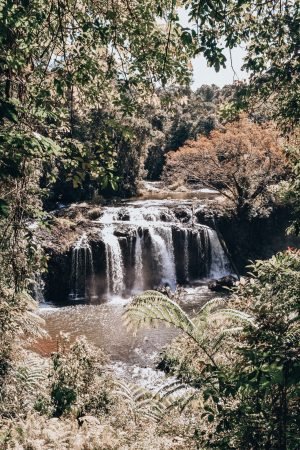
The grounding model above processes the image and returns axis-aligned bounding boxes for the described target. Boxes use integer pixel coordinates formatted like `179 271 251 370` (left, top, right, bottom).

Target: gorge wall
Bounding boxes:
43 201 233 303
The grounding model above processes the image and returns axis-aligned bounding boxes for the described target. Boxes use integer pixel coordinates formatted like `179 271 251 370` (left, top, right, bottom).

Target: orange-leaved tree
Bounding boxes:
163 117 287 218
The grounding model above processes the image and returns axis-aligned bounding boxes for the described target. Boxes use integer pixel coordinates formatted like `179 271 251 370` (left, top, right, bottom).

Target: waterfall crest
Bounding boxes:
68 202 233 300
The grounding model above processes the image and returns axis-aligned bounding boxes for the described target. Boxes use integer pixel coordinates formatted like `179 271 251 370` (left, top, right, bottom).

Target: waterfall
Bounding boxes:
101 225 125 296
33 273 45 303
70 233 95 300
196 229 203 260
98 206 233 292
89 203 232 299
183 229 190 282
133 230 144 292
148 226 176 289
207 229 232 279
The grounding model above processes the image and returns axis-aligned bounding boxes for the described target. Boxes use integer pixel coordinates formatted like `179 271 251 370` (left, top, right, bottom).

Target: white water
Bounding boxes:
33 274 45 303
70 233 95 300
183 229 190 282
98 205 178 294
66 202 233 300
133 231 144 292
208 229 232 279
148 226 176 290
101 225 125 296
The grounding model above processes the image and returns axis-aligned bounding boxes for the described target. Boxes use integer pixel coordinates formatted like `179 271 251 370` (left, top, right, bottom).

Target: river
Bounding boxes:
35 189 232 389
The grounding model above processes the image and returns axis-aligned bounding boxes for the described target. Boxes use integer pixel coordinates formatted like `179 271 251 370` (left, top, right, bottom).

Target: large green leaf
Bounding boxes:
0 99 18 123
0 198 9 217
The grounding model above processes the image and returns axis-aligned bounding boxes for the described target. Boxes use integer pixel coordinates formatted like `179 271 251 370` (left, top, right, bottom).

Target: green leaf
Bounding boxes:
181 31 193 45
110 178 118 191
0 99 18 123
0 199 9 217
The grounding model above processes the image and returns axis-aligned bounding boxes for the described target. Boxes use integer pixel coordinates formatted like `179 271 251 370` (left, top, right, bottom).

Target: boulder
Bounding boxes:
208 275 236 292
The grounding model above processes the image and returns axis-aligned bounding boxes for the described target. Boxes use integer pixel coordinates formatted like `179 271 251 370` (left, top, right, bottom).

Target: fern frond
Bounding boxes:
177 390 201 413
210 326 245 353
212 308 256 326
113 380 168 422
156 379 190 400
15 357 48 396
198 297 226 315
124 290 194 335
124 290 256 376
154 380 200 415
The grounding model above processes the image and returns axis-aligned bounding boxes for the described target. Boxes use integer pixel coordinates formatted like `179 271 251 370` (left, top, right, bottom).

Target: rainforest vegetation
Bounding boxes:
0 0 299 449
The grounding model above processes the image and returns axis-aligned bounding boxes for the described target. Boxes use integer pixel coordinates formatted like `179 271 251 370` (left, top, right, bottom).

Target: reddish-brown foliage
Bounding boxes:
163 117 287 217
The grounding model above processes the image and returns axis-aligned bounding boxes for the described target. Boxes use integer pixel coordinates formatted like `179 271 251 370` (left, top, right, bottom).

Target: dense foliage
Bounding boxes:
0 0 191 393
163 116 287 218
0 0 299 448
283 135 300 235
181 0 300 132
144 84 241 180
125 250 300 449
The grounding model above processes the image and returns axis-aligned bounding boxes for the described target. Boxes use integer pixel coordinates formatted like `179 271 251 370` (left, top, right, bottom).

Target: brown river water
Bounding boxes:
33 188 229 388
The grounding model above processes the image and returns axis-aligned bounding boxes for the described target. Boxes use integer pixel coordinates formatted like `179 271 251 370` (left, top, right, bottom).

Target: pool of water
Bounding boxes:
35 285 217 371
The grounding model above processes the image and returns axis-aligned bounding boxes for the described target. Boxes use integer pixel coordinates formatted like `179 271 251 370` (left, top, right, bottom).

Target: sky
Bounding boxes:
191 47 247 88
178 8 248 88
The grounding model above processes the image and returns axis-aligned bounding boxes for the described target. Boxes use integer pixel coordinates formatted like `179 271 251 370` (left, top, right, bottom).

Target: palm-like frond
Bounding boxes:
156 379 191 400
213 308 257 327
155 380 202 414
124 290 256 363
113 380 170 422
124 290 254 341
16 356 48 391
198 297 225 314
123 289 256 416
123 290 194 336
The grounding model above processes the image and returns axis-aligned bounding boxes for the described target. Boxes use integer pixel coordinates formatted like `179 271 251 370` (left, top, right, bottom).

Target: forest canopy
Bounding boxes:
0 1 299 449
163 117 288 218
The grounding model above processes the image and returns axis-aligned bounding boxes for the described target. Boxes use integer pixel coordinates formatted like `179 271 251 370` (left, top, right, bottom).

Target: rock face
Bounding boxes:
37 199 299 305
39 200 234 304
208 275 237 293
217 205 300 273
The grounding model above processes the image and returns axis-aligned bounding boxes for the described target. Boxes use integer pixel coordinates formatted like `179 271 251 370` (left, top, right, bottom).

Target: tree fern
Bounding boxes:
124 290 255 365
123 290 257 417
113 380 170 422
16 363 47 390
124 290 194 336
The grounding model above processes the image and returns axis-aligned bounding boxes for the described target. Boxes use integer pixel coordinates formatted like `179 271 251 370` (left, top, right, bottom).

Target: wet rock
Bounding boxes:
156 356 172 374
87 207 102 220
160 213 169 222
194 208 213 226
116 207 130 221
174 207 191 223
168 181 184 191
208 275 236 292
113 226 135 237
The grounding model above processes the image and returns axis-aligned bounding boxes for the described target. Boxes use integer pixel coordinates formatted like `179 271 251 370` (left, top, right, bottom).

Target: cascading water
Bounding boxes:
66 201 233 301
208 228 232 279
101 225 125 296
33 273 45 303
148 226 176 290
69 233 95 300
183 229 190 282
133 230 144 292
